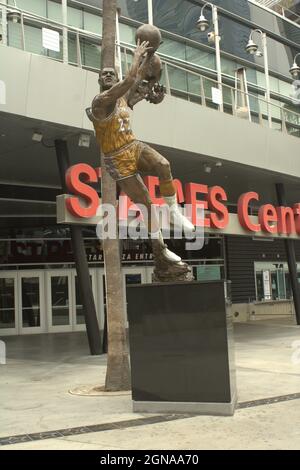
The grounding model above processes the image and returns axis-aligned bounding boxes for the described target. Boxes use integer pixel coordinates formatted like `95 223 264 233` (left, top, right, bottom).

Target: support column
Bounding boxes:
62 0 69 64
147 0 153 25
100 0 130 391
276 183 300 325
55 139 102 354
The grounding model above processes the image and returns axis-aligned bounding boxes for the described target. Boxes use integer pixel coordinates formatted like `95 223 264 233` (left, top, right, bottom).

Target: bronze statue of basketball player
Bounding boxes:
87 40 194 281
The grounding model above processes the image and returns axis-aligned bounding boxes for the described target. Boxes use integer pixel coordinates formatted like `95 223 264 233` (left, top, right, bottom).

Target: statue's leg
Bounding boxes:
118 174 185 265
137 144 195 233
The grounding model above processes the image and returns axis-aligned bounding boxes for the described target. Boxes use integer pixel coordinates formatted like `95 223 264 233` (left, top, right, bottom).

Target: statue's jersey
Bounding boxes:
90 96 143 181
93 97 136 155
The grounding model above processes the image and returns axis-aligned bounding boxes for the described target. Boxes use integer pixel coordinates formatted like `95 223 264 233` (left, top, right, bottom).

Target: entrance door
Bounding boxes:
46 270 72 332
19 271 46 334
46 269 99 333
0 272 18 335
72 270 98 331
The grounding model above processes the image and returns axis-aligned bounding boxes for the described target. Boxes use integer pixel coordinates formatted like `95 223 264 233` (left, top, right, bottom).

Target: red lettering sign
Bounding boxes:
208 186 229 229
277 206 296 234
237 192 260 232
65 164 99 218
258 204 278 234
63 164 300 237
185 183 210 227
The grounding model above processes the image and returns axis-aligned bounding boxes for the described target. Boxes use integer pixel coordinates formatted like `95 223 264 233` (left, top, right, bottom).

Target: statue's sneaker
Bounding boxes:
151 236 182 264
161 245 182 263
169 206 195 234
163 195 195 233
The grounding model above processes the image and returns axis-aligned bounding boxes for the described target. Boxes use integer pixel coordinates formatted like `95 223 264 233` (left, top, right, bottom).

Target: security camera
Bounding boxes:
207 32 215 44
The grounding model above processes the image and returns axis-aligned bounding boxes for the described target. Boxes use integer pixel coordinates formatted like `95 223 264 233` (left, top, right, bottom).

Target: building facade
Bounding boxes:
1 0 300 336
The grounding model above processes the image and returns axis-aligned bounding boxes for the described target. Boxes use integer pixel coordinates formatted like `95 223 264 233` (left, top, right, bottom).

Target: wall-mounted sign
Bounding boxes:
0 239 155 265
263 270 271 300
211 87 223 106
42 28 60 52
196 265 221 281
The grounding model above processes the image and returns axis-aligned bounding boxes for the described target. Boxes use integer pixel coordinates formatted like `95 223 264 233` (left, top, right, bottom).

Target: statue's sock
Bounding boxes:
159 178 176 197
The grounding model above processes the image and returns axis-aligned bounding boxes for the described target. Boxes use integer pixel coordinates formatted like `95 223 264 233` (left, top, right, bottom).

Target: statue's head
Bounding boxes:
99 67 119 90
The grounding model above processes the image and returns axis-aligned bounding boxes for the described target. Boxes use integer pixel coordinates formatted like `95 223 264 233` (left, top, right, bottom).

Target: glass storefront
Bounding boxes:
254 261 297 301
0 221 225 335
0 277 15 330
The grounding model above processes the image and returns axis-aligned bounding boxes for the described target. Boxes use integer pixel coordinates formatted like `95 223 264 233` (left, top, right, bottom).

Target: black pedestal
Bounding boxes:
127 281 237 415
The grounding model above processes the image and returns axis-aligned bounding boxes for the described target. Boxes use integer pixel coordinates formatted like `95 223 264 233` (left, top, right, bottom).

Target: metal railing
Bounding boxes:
0 2 300 139
250 0 300 27
281 6 300 25
153 56 300 137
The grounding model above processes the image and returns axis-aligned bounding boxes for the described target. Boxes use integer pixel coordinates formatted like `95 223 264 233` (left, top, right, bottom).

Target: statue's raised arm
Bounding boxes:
91 40 151 122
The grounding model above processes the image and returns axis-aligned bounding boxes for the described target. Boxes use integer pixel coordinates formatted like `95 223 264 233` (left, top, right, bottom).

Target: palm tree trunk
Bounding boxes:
101 0 131 391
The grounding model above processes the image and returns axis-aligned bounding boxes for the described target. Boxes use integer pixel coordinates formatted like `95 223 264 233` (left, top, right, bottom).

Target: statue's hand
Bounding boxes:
127 79 151 109
147 83 165 104
137 79 151 98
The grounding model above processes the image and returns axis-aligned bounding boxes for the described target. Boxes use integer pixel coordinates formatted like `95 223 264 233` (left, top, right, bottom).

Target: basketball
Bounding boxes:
135 24 162 52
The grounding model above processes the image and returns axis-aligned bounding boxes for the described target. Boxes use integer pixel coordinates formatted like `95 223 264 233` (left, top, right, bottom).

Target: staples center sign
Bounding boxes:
56 163 300 240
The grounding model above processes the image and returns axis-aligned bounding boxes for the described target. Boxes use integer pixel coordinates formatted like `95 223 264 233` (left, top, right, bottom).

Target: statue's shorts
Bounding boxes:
103 140 144 181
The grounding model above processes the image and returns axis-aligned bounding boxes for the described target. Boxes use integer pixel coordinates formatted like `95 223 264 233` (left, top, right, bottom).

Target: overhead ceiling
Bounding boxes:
1 111 300 207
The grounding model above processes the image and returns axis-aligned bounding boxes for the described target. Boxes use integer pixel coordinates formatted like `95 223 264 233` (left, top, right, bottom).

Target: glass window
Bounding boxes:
22 277 40 327
48 1 62 23
51 276 69 326
119 22 136 45
153 0 200 41
279 79 293 98
159 38 186 61
67 6 83 28
68 0 102 7
122 49 133 75
186 45 215 70
68 0 148 22
0 278 15 329
167 65 188 93
8 0 46 17
68 33 78 64
270 98 282 121
187 73 200 97
7 21 22 50
221 57 237 77
118 0 148 23
81 38 101 69
84 11 102 35
24 24 43 55
153 0 298 83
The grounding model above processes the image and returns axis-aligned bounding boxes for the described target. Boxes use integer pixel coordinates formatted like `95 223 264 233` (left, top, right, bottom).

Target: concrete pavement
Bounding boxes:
0 319 299 450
